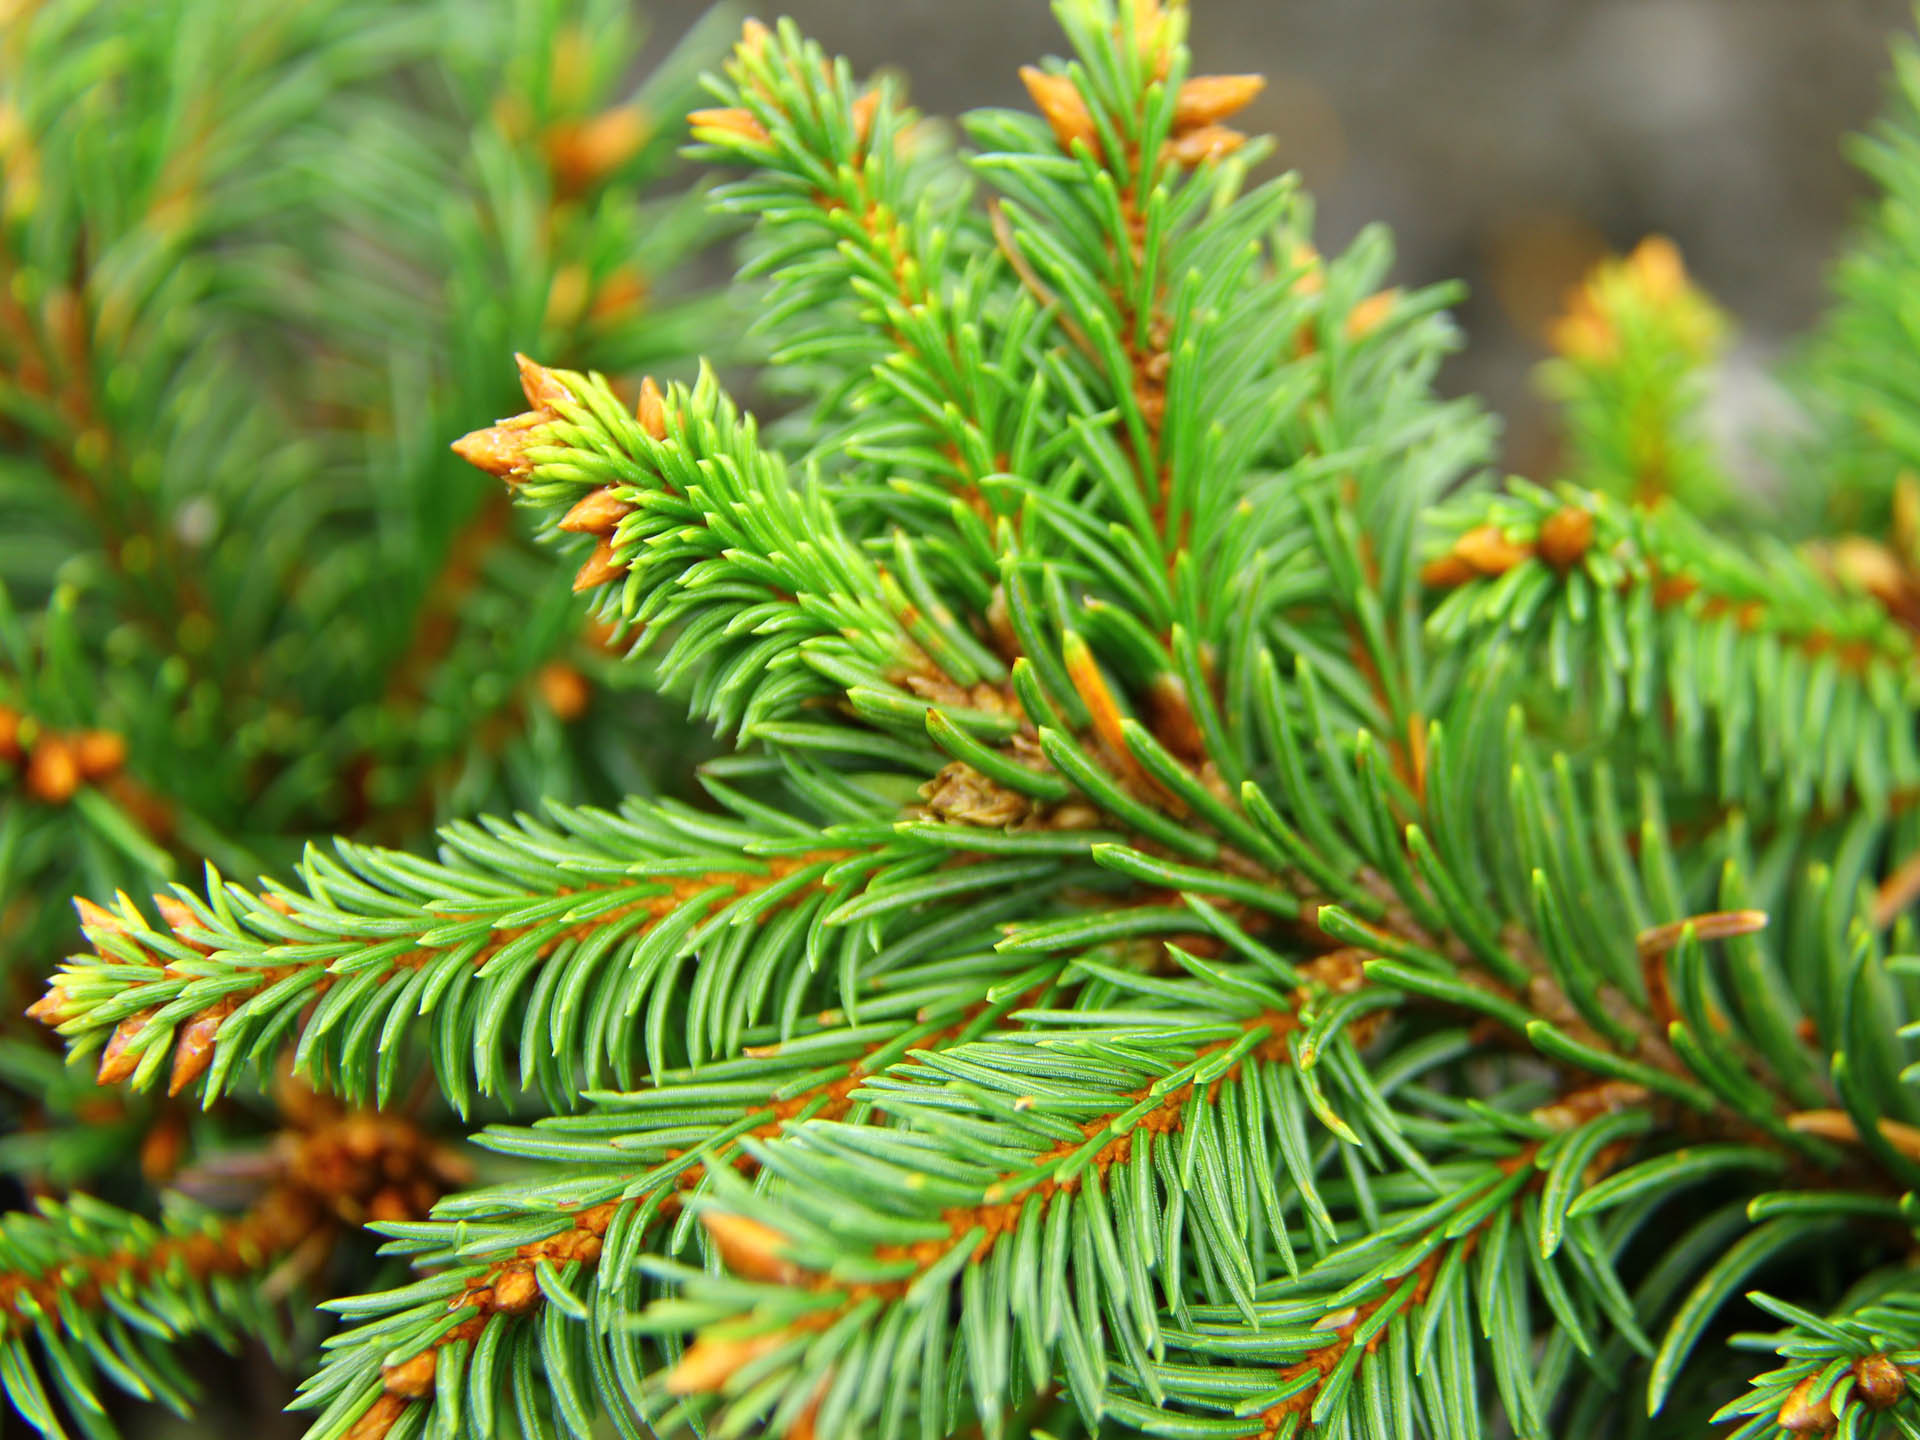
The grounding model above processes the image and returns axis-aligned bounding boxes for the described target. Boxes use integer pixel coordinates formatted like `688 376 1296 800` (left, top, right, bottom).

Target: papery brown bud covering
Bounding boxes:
490 1263 541 1314
96 1008 157 1085
665 1333 786 1395
450 422 537 482
1452 524 1530 577
24 978 72 1027
152 892 201 940
167 1009 226 1095
381 1350 437 1399
1856 1353 1908 1410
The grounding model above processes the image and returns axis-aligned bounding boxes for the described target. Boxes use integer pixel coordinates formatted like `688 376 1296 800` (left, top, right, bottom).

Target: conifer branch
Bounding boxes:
0 1087 465 1438
0 1190 315 1434
1423 478 1920 819
692 19 1012 520
36 803 885 1109
1541 236 1730 513
455 356 1018 737
26 2 1920 1438
292 962 1061 1440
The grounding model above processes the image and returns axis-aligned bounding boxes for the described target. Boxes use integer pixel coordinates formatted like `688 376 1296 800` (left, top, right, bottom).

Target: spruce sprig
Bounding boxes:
26 3 1920 1440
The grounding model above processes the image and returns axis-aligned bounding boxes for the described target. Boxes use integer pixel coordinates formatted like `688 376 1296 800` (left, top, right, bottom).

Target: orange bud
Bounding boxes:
1289 243 1325 297
152 892 200 938
1167 123 1245 167
381 1350 437 1399
515 353 573 411
73 895 129 937
1174 75 1264 130
572 538 625 593
1777 1375 1836 1434
1627 235 1687 303
25 977 72 1027
344 1394 407 1440
1537 506 1595 573
701 1211 803 1284
73 728 127 778
1131 0 1172 75
1019 67 1097 155
366 1188 414 1224
688 107 771 146
543 263 590 332
451 423 536 482
739 18 773 57
1452 524 1530 577
25 735 80 803
587 266 649 325
1345 288 1398 341
139 1109 186 1183
665 1332 786 1395
167 1009 224 1095
535 661 591 722
490 1263 541 1315
0 704 20 762
1824 535 1907 600
96 1008 157 1086
1419 553 1476 589
851 89 881 148
1855 1354 1907 1410
636 376 668 441
557 488 632 536
544 104 649 193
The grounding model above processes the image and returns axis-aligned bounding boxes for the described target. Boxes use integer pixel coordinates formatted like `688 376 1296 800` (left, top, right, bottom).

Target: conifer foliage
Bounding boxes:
20 2 1920 1439
0 0 723 1430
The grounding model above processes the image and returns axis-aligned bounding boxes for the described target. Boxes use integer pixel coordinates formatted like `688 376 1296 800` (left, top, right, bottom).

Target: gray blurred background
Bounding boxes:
647 0 1918 478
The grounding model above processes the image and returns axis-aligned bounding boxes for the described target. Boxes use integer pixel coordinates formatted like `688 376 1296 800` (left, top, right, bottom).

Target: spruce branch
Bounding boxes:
1423 478 1920 820
383 12 1920 1433
35 800 893 1109
1715 1271 1920 1440
455 356 1019 738
0 1190 315 1438
291 958 1062 1440
0 1082 466 1440
1795 31 1920 541
1540 237 1731 515
28 0 1920 1437
691 18 1014 522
